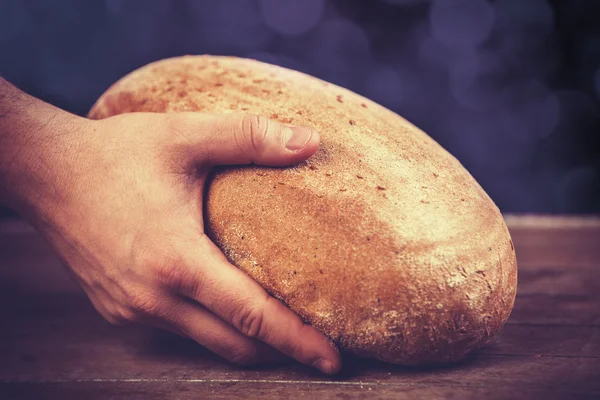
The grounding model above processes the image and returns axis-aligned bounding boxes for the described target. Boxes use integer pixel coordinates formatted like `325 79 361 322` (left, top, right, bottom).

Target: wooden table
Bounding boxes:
1 216 599 399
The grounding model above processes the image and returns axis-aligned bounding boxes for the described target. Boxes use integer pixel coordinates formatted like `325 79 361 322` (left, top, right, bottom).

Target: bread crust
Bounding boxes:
89 55 517 365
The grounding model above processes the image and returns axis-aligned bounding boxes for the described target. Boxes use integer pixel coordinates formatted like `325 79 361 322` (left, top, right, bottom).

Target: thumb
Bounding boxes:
191 114 320 167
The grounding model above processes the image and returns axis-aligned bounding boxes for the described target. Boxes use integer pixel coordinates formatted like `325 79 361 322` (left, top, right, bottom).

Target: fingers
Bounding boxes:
163 237 342 375
160 298 288 366
181 113 320 167
87 272 287 365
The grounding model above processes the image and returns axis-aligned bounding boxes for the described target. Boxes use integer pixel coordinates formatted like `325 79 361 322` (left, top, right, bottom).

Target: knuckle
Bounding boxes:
127 290 161 317
157 261 186 290
89 299 130 326
106 315 126 326
115 306 139 323
131 238 203 297
230 303 266 339
228 346 258 366
103 311 128 326
240 114 270 156
156 259 201 296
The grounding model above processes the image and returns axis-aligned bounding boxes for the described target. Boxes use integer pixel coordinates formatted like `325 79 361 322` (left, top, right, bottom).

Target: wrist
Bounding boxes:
0 80 93 222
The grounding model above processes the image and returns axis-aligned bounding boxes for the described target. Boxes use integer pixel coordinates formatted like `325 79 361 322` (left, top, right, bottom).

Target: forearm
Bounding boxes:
0 78 88 219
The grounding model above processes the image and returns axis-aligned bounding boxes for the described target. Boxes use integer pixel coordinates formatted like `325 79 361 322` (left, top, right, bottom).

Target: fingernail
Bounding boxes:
285 126 313 150
313 358 334 375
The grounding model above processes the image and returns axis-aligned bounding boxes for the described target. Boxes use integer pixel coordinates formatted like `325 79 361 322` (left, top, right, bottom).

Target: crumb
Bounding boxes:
349 120 356 125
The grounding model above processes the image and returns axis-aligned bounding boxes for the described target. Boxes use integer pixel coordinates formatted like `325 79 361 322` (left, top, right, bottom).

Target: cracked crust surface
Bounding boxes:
89 55 518 365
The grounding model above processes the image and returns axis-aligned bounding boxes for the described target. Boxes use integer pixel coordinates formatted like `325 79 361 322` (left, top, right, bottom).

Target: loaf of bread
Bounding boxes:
89 55 517 365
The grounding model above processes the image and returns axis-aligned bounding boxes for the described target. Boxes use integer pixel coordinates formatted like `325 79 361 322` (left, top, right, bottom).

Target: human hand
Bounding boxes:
13 111 341 374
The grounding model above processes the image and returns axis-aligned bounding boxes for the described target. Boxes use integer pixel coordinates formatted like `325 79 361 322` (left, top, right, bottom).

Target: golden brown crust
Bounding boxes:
89 55 517 365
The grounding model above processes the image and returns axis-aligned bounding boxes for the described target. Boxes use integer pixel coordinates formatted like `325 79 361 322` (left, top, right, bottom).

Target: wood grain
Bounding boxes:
1 215 599 399
506 215 600 269
3 382 598 400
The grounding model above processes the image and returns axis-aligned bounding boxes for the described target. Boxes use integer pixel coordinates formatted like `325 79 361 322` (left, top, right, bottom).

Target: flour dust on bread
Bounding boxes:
89 55 518 366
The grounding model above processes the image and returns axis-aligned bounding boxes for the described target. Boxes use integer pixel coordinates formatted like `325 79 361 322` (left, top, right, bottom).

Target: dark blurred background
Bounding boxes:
0 0 599 216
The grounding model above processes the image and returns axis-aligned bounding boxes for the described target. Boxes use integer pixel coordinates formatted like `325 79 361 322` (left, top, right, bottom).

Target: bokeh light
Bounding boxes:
300 18 372 88
492 0 555 72
0 0 598 214
430 0 495 49
259 0 324 36
364 64 418 110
